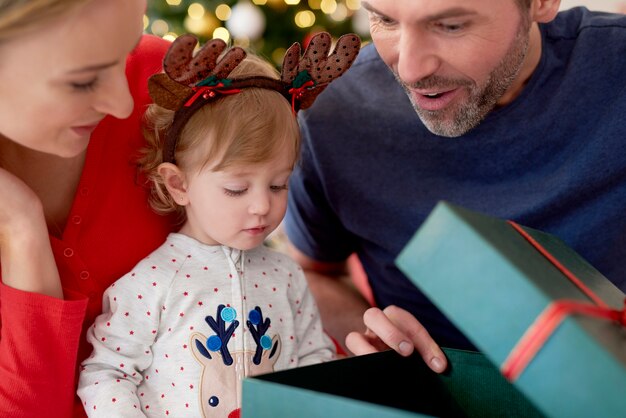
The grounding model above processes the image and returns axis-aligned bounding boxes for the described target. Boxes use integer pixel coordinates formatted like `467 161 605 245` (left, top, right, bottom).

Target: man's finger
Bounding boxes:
382 305 447 372
362 307 415 356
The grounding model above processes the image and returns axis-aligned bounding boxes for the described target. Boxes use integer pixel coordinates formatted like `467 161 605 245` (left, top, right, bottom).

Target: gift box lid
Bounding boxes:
395 201 626 418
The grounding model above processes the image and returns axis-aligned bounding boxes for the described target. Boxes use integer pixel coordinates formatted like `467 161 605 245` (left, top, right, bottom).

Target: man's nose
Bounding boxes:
396 29 442 86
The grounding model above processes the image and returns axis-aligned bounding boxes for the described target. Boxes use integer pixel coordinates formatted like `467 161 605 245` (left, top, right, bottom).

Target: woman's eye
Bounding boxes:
224 188 247 197
70 79 98 92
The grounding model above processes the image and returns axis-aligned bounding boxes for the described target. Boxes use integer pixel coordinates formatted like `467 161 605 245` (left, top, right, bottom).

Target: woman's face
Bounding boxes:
0 0 147 157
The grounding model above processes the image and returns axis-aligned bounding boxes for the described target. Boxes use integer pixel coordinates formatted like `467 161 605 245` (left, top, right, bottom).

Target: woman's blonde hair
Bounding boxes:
140 51 301 220
0 0 89 42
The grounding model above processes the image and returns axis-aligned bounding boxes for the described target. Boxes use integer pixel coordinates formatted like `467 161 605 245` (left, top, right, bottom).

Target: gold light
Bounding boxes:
294 10 315 28
188 3 206 19
184 14 220 36
215 4 232 21
213 27 231 43
163 32 178 42
320 0 337 14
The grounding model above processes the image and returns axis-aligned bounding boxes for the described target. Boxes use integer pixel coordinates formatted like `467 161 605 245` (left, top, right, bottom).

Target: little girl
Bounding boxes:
77 32 360 418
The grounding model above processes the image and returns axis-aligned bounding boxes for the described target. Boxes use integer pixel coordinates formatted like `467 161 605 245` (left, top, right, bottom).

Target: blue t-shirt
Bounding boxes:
284 8 626 349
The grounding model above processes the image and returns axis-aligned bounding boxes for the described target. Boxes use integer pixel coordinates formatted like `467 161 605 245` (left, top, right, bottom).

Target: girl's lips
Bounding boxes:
409 88 460 112
244 226 267 236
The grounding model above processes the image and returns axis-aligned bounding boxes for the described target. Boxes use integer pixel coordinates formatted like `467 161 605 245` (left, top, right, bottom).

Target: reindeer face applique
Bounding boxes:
190 304 280 418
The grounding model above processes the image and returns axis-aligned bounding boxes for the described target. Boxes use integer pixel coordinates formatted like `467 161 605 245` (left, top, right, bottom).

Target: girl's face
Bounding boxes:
178 145 294 251
0 0 147 157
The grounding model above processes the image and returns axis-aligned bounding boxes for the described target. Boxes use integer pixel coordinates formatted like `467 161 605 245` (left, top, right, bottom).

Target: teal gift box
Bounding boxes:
242 348 543 417
395 201 626 418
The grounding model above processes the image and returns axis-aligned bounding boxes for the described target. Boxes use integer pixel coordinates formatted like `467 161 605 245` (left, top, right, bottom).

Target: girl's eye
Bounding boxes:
70 79 98 92
224 188 247 197
270 185 288 192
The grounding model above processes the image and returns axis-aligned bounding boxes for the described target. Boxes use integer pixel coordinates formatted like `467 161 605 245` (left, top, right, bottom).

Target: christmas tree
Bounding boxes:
146 0 370 65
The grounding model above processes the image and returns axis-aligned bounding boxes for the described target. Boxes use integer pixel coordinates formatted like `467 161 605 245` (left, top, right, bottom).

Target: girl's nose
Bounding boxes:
249 192 270 216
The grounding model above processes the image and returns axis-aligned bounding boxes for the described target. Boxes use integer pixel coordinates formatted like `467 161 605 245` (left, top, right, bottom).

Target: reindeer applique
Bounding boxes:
190 304 280 418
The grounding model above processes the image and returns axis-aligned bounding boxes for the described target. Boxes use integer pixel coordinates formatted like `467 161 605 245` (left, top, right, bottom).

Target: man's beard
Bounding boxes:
398 19 531 138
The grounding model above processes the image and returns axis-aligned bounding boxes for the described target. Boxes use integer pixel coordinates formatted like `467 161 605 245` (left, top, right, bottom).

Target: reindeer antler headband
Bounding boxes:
148 32 361 164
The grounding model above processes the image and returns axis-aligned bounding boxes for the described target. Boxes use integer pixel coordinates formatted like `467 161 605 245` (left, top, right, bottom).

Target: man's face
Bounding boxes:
363 0 534 137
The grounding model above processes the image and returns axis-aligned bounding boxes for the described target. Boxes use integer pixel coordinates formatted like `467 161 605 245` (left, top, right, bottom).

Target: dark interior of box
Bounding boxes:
252 348 544 418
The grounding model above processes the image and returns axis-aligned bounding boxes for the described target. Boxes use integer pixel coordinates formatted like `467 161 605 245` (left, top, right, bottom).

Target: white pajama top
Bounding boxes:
77 233 335 417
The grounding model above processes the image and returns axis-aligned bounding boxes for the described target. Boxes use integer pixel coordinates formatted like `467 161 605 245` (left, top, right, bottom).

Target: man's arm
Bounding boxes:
288 244 371 355
289 243 447 372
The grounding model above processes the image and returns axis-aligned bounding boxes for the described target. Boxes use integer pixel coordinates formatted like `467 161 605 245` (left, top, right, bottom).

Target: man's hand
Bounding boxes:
345 305 447 373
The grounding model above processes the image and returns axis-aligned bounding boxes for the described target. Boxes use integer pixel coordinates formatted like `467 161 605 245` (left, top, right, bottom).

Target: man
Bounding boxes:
284 0 626 372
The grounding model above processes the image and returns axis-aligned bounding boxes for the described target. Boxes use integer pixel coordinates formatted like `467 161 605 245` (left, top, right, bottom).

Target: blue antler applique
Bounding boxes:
196 304 240 366
246 306 276 365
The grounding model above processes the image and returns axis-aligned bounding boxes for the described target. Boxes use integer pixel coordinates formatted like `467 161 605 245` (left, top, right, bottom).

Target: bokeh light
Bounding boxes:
295 10 315 28
215 4 232 21
213 26 231 43
187 3 205 19
146 0 371 68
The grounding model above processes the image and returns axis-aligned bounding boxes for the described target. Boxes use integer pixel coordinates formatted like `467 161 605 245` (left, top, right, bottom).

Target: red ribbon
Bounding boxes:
184 83 241 107
288 80 314 113
500 221 626 381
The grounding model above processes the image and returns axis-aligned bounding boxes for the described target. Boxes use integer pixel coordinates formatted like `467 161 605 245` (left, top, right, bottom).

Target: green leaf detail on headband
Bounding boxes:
197 75 233 88
292 70 315 89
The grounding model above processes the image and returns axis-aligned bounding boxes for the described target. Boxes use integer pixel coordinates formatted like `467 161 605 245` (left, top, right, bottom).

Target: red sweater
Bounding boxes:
0 35 175 418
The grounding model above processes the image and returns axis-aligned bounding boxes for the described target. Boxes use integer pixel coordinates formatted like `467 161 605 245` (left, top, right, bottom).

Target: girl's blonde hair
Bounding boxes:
0 0 89 42
140 51 301 220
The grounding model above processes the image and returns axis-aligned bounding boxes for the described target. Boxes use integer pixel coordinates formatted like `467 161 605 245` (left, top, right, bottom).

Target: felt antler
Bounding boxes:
281 32 361 111
163 35 244 85
148 34 246 111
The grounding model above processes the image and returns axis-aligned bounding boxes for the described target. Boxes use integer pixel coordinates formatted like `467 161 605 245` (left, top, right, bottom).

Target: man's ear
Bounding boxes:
157 163 190 206
530 0 561 23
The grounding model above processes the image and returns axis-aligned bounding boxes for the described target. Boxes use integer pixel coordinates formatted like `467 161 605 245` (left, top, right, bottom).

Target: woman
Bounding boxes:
0 1 174 416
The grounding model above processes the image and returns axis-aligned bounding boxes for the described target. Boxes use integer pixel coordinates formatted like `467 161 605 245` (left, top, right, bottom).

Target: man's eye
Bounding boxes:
370 12 396 27
224 188 247 197
435 22 466 33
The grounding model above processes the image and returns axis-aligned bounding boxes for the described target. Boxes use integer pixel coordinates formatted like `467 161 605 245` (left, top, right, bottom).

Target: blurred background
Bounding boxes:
560 0 626 12
144 0 626 67
145 0 370 66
